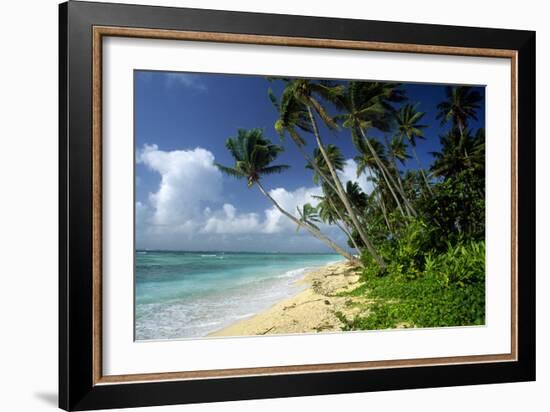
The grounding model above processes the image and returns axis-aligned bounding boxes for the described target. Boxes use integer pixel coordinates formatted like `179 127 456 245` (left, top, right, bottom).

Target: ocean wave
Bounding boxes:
233 312 256 320
135 256 343 340
200 254 225 259
195 320 222 328
275 266 311 279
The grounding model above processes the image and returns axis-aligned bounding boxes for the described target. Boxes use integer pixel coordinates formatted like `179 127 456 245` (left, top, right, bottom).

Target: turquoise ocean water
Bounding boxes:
135 251 342 340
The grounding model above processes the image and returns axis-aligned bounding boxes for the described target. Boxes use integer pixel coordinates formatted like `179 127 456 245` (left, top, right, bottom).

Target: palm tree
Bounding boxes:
385 134 412 201
306 144 345 185
308 146 367 251
353 134 407 216
273 79 385 268
401 170 425 203
216 128 356 262
345 181 369 211
337 81 416 217
296 203 321 232
436 86 482 134
394 103 433 195
308 145 388 240
352 138 396 229
269 86 345 211
268 87 330 182
315 195 361 251
431 127 485 179
363 169 394 233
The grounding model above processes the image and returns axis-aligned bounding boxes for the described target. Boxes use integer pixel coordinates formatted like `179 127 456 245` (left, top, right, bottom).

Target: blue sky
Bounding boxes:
135 71 484 252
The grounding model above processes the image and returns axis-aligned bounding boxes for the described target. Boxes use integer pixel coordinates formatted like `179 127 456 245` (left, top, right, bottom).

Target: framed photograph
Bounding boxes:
59 1 535 410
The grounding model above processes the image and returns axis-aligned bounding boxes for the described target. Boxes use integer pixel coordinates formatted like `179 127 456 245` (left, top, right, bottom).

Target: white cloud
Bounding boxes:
202 204 262 234
137 144 222 229
260 160 370 235
339 158 373 194
136 145 366 252
262 186 322 234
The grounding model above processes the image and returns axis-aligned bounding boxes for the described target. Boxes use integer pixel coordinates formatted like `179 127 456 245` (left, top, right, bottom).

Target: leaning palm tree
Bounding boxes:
354 137 386 177
308 144 386 237
271 80 385 268
315 195 361 251
308 146 367 251
388 135 411 167
215 128 356 262
345 181 369 212
385 134 412 202
269 87 347 212
353 134 407 217
337 81 416 217
436 86 482 134
307 144 345 186
362 166 394 233
394 103 433 195
268 88 320 174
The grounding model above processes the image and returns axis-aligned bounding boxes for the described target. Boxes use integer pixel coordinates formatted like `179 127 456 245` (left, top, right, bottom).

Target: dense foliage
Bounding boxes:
217 81 486 329
339 238 485 329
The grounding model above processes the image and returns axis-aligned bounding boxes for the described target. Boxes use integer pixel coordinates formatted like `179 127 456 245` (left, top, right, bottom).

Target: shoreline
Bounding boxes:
208 260 369 337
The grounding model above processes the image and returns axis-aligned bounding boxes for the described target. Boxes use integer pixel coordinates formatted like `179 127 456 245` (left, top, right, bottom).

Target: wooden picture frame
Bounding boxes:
59 1 535 410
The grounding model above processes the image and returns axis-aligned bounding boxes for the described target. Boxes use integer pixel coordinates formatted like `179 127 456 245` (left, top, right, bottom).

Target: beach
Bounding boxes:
135 251 346 340
209 260 369 337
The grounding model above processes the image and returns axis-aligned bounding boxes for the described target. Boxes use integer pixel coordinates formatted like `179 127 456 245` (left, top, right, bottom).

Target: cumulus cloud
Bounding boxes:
202 204 262 234
262 186 322 234
138 144 222 229
260 159 370 235
136 145 368 251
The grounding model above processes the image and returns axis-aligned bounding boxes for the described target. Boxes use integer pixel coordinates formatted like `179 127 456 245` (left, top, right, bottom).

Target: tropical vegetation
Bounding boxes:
216 80 485 330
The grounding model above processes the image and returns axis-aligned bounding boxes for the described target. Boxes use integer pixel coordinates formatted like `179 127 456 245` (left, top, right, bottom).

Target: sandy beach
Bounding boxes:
209 260 372 337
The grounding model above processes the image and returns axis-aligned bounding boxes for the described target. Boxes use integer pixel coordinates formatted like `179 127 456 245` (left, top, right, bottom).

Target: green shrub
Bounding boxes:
425 241 485 287
361 218 434 279
346 240 486 330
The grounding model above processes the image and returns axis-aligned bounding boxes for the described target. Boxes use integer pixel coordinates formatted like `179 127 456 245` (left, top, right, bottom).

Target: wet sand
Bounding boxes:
209 260 372 337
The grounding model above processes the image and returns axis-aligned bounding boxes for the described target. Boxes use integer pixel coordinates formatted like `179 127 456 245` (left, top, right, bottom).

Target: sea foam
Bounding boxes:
135 252 344 340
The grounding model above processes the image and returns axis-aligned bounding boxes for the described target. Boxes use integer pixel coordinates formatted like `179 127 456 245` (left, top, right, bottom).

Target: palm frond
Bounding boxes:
267 88 279 110
259 164 290 175
215 163 246 179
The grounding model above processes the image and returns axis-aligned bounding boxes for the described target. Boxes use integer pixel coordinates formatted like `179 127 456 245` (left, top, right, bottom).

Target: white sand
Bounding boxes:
209 261 373 337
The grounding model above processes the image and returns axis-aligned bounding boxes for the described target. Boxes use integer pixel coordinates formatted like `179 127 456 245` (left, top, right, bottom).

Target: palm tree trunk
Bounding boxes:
378 193 393 234
358 129 406 217
391 157 408 203
334 220 360 252
378 163 407 217
308 153 367 251
411 145 434 195
383 135 417 217
390 156 413 214
359 128 418 217
295 143 339 194
306 153 363 252
306 104 385 269
299 143 363 254
369 170 393 234
297 143 363 252
458 120 465 136
326 195 361 252
256 181 358 263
